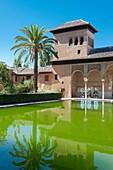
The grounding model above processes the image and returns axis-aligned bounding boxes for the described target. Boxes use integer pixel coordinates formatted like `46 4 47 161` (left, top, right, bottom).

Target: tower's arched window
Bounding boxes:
74 37 78 45
69 38 73 46
80 37 84 45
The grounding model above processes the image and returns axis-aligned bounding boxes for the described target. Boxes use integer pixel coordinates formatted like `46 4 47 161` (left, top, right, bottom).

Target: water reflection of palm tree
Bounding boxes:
9 112 57 169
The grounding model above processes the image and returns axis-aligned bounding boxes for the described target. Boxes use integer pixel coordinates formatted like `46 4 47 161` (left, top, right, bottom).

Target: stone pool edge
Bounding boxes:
61 97 113 103
0 99 61 108
1 97 113 108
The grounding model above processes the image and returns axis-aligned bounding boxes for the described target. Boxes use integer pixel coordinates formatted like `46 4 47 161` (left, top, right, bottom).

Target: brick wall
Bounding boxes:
53 28 94 60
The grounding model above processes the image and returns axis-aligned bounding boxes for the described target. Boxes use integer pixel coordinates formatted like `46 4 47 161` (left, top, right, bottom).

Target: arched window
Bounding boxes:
74 37 78 46
69 38 73 46
80 37 84 45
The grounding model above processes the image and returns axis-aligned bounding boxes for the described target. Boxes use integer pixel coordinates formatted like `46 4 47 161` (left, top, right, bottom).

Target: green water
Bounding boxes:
0 100 113 170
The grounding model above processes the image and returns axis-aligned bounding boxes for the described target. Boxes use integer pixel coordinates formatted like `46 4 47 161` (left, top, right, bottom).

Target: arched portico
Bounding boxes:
71 62 113 99
105 64 113 98
71 71 84 97
88 70 101 98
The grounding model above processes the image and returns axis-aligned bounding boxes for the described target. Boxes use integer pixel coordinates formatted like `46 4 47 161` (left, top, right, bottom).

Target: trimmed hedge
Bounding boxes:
0 93 61 105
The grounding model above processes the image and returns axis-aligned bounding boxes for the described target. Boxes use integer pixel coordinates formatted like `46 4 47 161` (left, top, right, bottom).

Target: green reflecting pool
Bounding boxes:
0 100 113 170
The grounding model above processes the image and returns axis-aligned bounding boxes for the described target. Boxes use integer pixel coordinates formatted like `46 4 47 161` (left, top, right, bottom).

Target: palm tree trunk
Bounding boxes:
34 49 38 92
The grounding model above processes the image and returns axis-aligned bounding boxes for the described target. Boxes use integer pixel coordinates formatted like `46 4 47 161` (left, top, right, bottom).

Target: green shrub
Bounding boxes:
14 84 26 94
0 93 61 105
23 79 34 92
0 80 34 95
0 83 17 94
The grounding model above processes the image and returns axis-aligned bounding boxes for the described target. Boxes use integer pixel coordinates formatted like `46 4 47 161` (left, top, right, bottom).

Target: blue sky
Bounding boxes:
0 0 113 66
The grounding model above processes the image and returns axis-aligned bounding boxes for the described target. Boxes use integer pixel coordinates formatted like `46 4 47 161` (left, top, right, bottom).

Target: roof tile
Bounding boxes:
12 66 52 75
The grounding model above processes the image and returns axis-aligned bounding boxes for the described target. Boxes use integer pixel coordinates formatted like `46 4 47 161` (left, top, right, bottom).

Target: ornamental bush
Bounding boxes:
93 88 99 98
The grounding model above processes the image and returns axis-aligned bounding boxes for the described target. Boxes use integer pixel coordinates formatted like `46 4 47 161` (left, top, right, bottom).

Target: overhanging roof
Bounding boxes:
51 46 113 65
50 19 98 34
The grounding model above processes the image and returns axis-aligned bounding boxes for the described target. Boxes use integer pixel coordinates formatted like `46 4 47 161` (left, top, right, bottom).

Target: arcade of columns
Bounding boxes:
71 61 113 99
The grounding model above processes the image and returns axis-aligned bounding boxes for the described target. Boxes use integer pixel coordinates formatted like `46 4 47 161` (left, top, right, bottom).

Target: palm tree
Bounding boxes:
23 61 30 68
9 115 57 170
39 46 53 67
13 57 22 68
11 25 58 92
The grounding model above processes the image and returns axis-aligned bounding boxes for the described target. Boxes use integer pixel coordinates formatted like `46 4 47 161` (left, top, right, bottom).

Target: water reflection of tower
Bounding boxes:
61 100 71 122
82 101 95 170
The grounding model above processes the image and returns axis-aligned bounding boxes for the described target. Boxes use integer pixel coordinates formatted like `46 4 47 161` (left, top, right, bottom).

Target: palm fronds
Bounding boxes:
11 24 58 92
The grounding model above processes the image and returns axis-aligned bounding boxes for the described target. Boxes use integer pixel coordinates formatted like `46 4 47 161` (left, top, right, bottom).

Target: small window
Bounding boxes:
78 50 81 54
74 37 78 46
80 37 84 45
45 75 49 81
62 81 64 84
55 74 58 80
69 38 73 46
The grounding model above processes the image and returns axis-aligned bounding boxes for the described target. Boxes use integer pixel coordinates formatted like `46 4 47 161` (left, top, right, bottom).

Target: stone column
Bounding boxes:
101 101 105 122
84 78 88 99
84 100 88 122
77 37 80 45
101 79 105 100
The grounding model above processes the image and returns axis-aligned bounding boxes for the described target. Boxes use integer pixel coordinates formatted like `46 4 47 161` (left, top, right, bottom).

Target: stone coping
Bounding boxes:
0 100 60 108
0 98 113 108
61 98 113 103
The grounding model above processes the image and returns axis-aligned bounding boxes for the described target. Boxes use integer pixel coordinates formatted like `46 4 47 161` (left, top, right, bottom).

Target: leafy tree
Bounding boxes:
0 62 12 87
11 25 58 92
